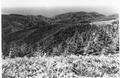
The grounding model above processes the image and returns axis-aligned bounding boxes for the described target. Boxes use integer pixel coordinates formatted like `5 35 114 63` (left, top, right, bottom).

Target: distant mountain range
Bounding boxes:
2 12 118 57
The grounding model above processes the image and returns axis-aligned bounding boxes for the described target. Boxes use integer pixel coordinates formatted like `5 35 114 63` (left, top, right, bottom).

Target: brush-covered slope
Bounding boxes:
2 12 119 57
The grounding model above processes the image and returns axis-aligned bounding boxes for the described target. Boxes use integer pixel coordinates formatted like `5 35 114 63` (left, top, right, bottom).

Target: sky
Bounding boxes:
1 0 120 17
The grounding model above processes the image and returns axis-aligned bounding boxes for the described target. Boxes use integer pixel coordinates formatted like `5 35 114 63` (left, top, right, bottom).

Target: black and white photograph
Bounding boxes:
1 0 120 78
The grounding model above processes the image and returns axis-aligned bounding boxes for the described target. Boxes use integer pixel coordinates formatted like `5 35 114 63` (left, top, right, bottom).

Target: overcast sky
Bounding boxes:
2 0 119 17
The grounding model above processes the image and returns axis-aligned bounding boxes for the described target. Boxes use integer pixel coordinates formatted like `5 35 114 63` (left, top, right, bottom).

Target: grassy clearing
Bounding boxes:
2 54 120 78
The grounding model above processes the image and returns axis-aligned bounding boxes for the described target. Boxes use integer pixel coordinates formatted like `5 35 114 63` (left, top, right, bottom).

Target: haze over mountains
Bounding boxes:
2 7 117 17
2 11 119 57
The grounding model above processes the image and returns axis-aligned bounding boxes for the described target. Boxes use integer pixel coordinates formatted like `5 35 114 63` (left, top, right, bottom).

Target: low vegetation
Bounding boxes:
2 54 120 78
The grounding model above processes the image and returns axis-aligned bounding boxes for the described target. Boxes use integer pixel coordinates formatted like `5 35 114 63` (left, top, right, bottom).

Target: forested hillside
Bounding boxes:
2 12 119 57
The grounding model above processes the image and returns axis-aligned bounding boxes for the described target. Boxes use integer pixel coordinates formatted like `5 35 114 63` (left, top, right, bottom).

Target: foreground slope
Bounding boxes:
2 54 120 78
